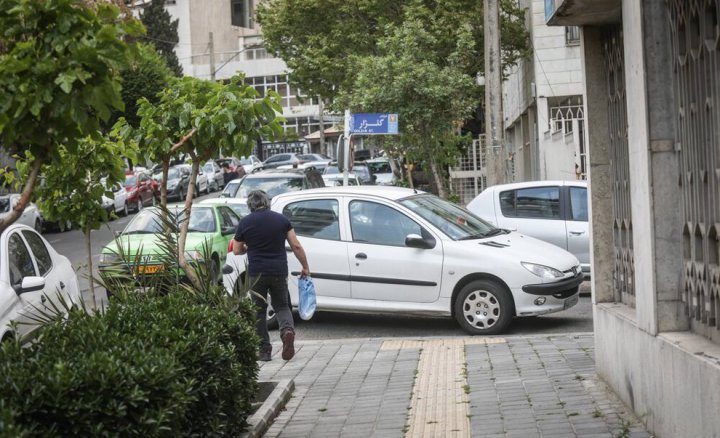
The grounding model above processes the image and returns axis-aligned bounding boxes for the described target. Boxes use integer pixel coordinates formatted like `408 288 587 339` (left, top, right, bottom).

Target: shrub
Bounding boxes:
0 287 259 437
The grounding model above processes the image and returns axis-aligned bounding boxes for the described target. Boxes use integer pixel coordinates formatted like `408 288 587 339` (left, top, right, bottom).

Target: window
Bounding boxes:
218 207 240 228
283 199 340 240
499 187 561 219
22 231 52 276
569 187 588 221
8 233 36 289
349 201 421 246
566 26 580 45
230 0 253 28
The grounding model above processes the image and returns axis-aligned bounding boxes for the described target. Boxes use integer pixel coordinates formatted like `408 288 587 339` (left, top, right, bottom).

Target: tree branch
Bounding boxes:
169 128 196 154
0 157 43 232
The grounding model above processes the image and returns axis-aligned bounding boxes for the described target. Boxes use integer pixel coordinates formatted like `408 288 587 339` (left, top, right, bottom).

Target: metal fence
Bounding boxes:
449 136 487 206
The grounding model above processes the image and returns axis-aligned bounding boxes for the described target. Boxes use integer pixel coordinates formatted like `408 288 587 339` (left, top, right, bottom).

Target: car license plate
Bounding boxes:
136 264 164 275
564 294 579 309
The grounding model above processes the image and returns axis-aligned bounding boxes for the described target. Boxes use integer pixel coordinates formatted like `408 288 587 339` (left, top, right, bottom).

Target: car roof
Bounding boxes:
273 185 423 202
200 197 247 205
485 180 587 192
246 169 306 178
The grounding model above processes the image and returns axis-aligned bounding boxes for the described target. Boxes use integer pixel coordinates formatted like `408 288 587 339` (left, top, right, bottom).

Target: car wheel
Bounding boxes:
122 202 129 216
453 279 514 335
137 199 143 212
193 185 198 198
34 218 42 233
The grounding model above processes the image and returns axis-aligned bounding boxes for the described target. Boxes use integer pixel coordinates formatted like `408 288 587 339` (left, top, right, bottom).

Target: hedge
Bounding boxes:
0 287 259 437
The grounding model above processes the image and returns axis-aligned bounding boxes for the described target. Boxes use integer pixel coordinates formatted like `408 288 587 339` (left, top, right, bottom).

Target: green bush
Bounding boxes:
0 287 259 437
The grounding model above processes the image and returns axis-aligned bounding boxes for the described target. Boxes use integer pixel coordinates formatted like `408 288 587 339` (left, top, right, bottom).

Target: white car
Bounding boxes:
101 181 129 217
199 197 250 219
466 181 590 278
0 224 81 341
177 164 209 196
239 155 264 174
0 194 43 233
365 158 397 186
322 173 361 186
224 186 583 335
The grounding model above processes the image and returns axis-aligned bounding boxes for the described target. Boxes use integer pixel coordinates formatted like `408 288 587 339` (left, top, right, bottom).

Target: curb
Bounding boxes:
240 378 295 438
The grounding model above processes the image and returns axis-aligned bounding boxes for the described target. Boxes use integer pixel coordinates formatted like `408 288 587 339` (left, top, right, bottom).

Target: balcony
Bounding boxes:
545 0 622 26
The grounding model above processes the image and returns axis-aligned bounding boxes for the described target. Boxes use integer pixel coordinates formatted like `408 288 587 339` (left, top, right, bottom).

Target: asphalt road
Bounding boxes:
43 191 594 338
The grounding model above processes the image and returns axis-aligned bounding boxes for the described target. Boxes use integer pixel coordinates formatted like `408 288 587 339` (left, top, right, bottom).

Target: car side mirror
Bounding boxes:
222 264 234 275
19 276 45 294
405 233 435 249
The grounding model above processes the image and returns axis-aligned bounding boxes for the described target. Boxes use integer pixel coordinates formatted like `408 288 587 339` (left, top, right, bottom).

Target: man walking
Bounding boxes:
232 190 310 361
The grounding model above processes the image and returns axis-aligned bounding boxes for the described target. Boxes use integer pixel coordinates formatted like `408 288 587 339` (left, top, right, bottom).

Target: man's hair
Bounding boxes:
247 190 270 212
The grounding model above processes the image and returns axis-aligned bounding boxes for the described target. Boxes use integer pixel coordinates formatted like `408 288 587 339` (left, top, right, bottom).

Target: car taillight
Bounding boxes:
227 240 234 252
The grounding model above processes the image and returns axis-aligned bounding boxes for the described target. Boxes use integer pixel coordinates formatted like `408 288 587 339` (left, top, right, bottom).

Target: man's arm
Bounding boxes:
231 238 247 255
286 229 310 277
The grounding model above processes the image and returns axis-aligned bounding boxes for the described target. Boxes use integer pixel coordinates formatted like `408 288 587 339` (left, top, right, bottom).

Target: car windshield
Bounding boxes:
203 163 214 172
353 166 370 179
399 195 497 240
220 180 241 198
323 166 339 175
235 177 304 199
122 207 216 234
167 168 181 180
228 203 249 218
124 175 137 187
367 161 392 174
239 157 253 165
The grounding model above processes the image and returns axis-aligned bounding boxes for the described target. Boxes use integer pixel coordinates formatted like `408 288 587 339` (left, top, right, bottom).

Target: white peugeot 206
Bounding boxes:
223 186 583 335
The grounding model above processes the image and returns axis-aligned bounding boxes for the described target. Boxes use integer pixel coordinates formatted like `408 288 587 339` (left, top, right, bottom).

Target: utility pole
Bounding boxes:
484 0 505 185
318 98 325 155
209 32 216 81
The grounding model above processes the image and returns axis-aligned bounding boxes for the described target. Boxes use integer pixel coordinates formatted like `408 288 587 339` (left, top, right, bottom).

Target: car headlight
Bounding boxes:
99 253 121 264
521 262 564 279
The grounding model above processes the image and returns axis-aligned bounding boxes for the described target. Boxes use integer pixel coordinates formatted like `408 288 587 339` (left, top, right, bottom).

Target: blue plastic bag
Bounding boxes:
298 276 317 320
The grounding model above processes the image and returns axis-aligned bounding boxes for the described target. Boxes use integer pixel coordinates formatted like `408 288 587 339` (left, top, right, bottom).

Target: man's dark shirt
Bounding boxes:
223 170 239 185
234 208 292 277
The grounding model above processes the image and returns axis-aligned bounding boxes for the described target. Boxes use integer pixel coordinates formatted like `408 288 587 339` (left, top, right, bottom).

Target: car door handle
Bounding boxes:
355 253 367 260
569 231 585 236
41 295 46 303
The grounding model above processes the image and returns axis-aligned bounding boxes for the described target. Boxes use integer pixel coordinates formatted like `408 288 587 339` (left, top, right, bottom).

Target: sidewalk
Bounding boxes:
257 333 652 437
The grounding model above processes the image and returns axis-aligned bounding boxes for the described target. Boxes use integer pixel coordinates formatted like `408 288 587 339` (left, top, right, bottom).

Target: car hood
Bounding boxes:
102 232 216 259
450 231 579 272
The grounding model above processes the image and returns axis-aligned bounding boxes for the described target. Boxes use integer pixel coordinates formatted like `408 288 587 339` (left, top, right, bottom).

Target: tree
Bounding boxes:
342 11 477 198
118 74 283 288
23 134 137 308
140 0 183 76
0 0 142 232
110 43 174 128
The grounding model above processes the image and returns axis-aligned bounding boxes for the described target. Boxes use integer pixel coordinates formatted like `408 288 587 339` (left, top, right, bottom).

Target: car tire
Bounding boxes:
137 199 143 212
34 218 42 233
121 202 129 217
193 185 198 198
453 279 514 335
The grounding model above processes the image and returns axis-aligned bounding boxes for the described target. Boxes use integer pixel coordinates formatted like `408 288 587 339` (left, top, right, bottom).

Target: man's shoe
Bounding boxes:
281 329 295 361
258 346 272 362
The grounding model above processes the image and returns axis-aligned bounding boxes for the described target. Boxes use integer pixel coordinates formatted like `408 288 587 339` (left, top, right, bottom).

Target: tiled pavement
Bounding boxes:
258 334 652 437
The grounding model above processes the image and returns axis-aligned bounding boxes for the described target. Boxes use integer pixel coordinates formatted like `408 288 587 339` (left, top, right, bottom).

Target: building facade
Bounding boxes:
132 0 326 159
503 0 586 182
547 0 720 436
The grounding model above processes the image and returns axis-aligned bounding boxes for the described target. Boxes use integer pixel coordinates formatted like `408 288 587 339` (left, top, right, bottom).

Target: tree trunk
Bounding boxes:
0 158 43 233
176 156 201 289
428 158 447 199
160 157 170 207
85 225 97 309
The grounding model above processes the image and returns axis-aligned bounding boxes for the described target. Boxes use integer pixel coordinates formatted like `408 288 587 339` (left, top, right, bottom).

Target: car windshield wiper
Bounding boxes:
458 228 508 240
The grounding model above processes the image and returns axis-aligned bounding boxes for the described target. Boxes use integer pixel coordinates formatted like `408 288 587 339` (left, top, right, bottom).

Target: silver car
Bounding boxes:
466 180 590 278
0 194 43 233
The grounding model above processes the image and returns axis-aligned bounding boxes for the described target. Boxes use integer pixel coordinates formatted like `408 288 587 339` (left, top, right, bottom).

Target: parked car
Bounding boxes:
199 197 250 219
100 180 129 217
176 164 209 196
324 164 375 185
151 166 192 201
99 204 241 285
298 153 332 163
217 157 243 173
322 173 361 186
262 152 305 169
203 160 225 192
0 224 81 341
124 171 159 212
365 158 397 186
0 194 43 233
238 155 263 174
224 186 583 335
466 180 590 278
219 169 324 201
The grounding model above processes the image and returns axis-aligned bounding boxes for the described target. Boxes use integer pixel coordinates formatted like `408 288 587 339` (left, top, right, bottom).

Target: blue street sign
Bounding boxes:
349 113 399 135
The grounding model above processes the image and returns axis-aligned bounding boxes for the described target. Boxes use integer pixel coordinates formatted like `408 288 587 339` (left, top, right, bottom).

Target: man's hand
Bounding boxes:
232 239 247 255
